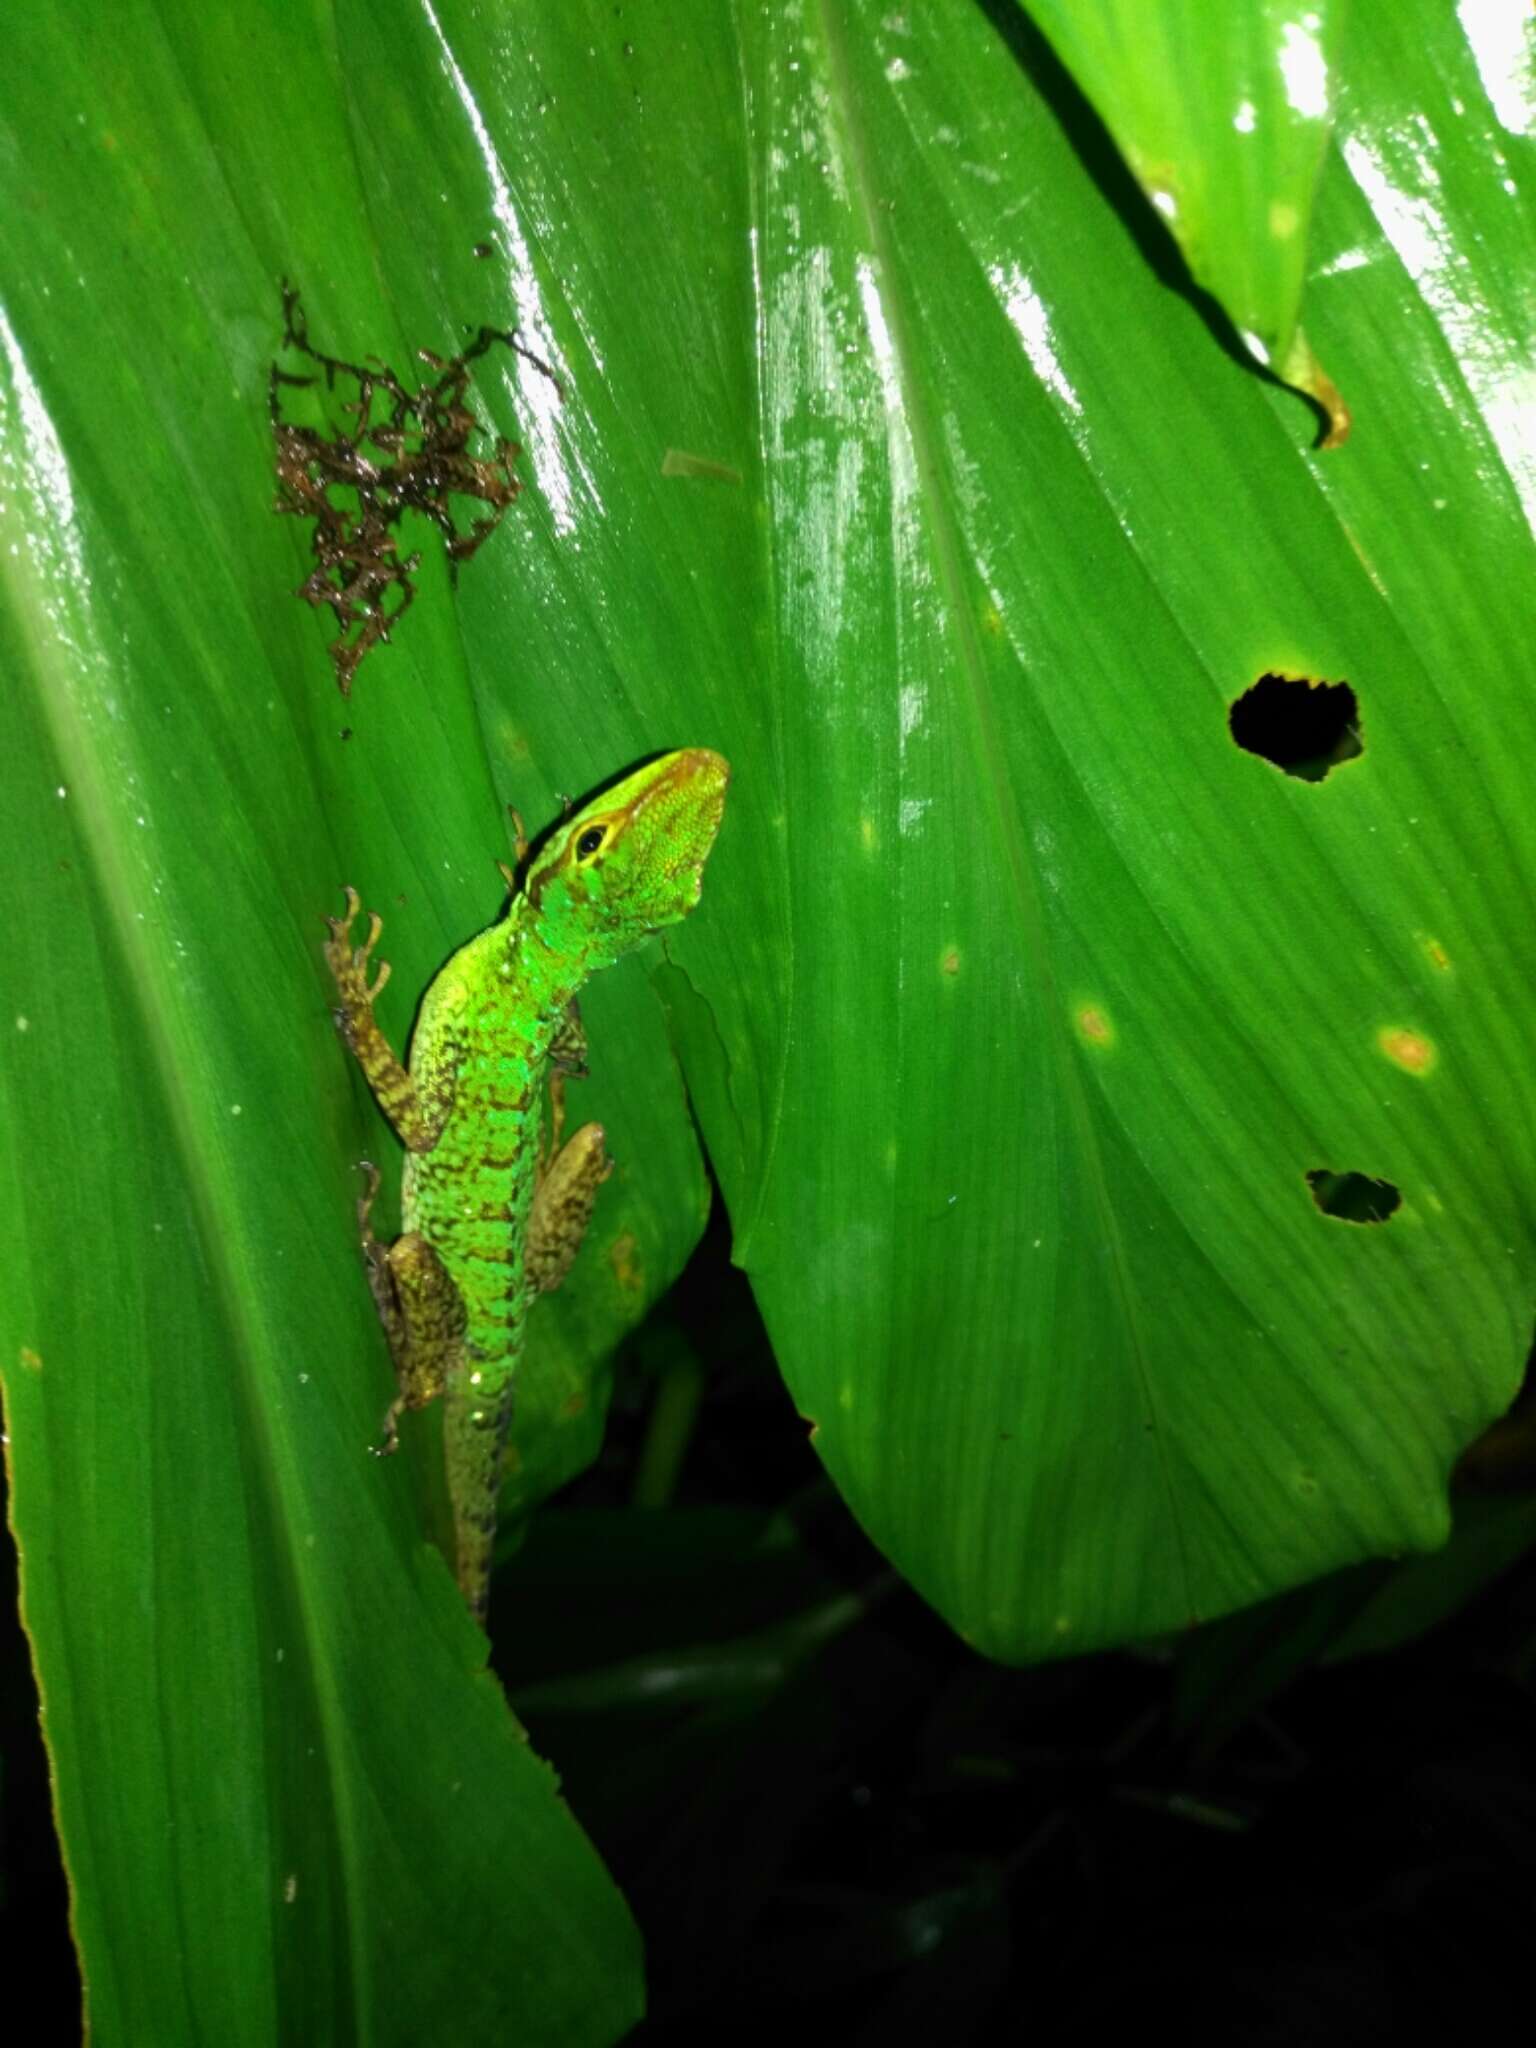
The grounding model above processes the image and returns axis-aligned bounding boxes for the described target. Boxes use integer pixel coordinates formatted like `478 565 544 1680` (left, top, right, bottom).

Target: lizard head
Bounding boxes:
524 748 730 971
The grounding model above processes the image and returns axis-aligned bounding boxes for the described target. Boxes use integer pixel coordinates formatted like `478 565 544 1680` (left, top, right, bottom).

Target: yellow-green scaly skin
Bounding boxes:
326 748 728 1624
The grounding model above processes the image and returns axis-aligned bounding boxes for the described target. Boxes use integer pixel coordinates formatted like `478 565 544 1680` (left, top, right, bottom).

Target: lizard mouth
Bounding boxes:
663 746 729 826
630 747 730 876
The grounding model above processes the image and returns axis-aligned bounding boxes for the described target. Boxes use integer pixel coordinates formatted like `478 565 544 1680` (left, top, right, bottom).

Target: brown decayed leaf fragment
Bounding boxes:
270 284 559 695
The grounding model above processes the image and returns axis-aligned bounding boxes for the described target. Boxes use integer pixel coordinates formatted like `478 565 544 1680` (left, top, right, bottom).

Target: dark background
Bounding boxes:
6 1197 1534 2045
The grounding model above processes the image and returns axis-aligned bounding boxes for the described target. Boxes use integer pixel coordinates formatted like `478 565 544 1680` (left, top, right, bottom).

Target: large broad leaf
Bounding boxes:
714 0 1536 1662
1022 0 1351 431
2 0 1534 2037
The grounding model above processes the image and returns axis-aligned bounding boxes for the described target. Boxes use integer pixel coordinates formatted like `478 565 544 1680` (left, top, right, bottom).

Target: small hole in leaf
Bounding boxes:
1306 1169 1401 1225
1230 673 1363 782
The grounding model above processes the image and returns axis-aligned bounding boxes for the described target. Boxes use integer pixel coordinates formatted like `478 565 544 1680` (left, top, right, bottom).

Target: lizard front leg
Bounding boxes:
547 998 589 1082
527 1008 606 1293
324 888 454 1153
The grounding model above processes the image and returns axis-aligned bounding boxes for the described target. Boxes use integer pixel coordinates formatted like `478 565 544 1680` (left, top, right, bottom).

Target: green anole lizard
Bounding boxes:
323 747 729 1624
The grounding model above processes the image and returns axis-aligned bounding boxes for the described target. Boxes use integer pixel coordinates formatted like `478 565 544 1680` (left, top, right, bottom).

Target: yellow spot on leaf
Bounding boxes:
980 602 1003 636
563 1392 588 1419
1419 935 1452 973
940 946 960 976
860 816 878 855
660 447 744 484
1074 1002 1115 1049
1269 200 1299 239
1277 329 1352 448
609 1231 644 1295
1377 1026 1436 1076
18 1347 41 1374
838 1383 854 1412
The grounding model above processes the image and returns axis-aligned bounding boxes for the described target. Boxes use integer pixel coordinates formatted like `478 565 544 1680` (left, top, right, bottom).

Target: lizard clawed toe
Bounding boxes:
371 1400 403 1459
356 1159 382 1232
324 889 393 1015
328 883 361 932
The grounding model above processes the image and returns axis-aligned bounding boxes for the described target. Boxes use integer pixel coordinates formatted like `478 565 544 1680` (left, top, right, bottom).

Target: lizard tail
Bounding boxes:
446 1382 513 1628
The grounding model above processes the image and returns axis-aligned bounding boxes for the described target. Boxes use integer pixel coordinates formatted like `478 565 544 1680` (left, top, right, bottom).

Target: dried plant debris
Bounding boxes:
270 284 559 695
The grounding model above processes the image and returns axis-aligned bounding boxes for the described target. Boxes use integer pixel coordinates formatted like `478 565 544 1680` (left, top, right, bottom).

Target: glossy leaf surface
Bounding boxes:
716 0 1534 1660
1023 0 1349 425
1 1 1533 2038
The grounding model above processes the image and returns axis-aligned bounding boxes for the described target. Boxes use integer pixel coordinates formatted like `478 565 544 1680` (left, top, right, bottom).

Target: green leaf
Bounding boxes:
711 0 1536 1662
3 0 1535 2033
0 3 672 2039
1021 0 1351 432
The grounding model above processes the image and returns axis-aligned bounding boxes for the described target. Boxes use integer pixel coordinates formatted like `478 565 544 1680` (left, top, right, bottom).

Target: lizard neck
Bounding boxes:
500 894 590 1027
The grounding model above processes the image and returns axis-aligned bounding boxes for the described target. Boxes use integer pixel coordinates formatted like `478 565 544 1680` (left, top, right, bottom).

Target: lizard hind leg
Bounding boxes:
373 1234 467 1455
355 1164 467 1455
527 1120 612 1295
357 1162 408 1394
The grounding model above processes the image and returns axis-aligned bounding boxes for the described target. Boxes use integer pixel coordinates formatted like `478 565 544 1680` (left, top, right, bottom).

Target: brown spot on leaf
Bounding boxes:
609 1231 643 1295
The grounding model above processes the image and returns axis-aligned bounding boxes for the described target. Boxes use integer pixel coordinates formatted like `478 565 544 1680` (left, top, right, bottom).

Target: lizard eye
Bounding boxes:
575 825 607 861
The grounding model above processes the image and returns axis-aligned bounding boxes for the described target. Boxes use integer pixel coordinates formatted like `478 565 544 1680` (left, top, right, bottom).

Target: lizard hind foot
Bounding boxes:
370 1396 405 1458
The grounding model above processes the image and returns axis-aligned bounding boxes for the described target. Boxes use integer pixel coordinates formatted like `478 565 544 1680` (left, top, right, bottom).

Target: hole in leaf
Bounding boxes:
1306 1169 1401 1225
1229 673 1363 782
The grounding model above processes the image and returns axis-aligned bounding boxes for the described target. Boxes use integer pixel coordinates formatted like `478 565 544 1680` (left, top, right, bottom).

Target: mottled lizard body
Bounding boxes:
324 748 729 1623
